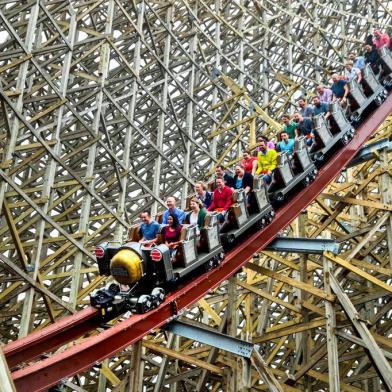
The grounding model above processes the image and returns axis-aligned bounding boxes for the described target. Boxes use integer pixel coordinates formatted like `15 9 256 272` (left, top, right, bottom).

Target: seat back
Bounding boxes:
291 136 312 172
329 101 351 134
156 225 165 245
230 189 248 227
156 212 163 224
128 224 141 242
185 194 195 210
199 213 220 253
277 152 294 186
380 47 392 73
176 225 198 267
349 78 367 108
362 64 383 94
253 179 270 212
313 114 333 144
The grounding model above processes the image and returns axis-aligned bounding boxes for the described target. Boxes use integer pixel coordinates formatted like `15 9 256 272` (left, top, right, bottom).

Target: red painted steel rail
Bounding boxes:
5 95 392 391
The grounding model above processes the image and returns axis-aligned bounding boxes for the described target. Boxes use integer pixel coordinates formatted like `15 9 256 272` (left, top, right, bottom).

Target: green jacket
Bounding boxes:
185 208 207 228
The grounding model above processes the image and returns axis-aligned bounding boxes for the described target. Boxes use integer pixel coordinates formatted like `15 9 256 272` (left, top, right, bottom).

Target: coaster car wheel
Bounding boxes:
350 113 361 125
274 192 285 203
151 287 165 308
136 294 153 314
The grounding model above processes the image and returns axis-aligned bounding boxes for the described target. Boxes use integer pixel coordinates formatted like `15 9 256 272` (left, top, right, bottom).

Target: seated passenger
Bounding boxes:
215 164 235 188
207 178 233 223
344 61 362 83
364 43 381 74
256 135 275 151
194 181 212 209
331 73 349 104
373 29 390 50
233 165 253 193
241 151 257 175
276 131 295 155
312 96 330 118
297 97 314 118
281 114 299 139
161 214 182 255
316 84 333 104
184 198 207 231
162 196 185 224
139 210 160 244
348 52 365 70
292 112 314 146
255 139 278 184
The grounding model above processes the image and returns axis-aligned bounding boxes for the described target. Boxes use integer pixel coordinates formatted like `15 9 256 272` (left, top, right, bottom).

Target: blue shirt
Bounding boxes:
313 103 329 116
297 118 314 136
162 208 185 224
139 220 160 240
353 56 365 70
300 106 314 118
277 139 295 154
331 80 347 98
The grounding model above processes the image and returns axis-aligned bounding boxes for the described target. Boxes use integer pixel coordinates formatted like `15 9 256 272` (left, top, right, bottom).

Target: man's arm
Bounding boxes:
356 68 362 83
342 83 349 102
207 195 215 211
255 153 262 175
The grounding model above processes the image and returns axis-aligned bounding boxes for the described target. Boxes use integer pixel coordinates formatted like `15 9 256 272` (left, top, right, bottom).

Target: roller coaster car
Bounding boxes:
380 47 392 89
361 64 387 102
327 101 355 146
312 104 355 164
220 182 274 245
268 141 317 203
348 65 386 123
91 214 225 316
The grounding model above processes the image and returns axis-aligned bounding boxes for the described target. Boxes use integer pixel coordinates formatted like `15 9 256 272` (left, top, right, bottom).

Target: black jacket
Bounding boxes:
365 48 381 74
233 172 253 191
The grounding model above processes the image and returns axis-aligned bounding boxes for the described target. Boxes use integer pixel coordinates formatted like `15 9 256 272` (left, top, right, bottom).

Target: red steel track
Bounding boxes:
4 95 392 391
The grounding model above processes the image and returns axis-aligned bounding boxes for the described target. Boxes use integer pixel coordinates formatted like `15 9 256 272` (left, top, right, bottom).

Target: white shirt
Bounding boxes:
190 212 198 226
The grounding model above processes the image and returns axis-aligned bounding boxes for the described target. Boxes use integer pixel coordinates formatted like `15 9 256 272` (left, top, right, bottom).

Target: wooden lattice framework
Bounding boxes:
0 0 392 390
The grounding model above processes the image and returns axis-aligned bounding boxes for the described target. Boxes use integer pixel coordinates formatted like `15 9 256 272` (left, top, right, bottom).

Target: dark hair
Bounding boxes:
167 213 180 228
257 135 269 142
140 210 151 217
281 114 290 119
297 96 306 103
216 164 226 170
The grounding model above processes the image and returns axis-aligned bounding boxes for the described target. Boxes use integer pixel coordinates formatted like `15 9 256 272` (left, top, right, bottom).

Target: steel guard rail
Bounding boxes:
7 94 392 391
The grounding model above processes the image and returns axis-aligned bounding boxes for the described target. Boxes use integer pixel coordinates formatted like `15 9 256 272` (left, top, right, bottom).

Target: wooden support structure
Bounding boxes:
0 0 392 390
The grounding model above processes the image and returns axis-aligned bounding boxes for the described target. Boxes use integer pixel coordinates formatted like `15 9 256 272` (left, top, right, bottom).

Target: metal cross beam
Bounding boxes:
348 137 392 168
163 320 255 359
266 237 339 254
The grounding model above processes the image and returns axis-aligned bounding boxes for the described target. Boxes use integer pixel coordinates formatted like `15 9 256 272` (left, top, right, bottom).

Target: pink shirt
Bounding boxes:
318 88 333 104
374 33 390 49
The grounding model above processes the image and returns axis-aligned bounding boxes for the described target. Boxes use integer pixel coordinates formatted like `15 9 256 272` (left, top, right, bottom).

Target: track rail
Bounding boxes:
5 95 392 391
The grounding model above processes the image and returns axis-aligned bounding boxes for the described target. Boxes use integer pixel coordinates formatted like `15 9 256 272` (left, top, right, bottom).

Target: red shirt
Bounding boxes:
241 157 256 173
162 225 182 244
208 186 233 211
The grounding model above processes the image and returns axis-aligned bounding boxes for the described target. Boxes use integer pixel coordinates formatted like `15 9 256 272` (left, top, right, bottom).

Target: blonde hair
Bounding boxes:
195 181 207 190
190 197 203 207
